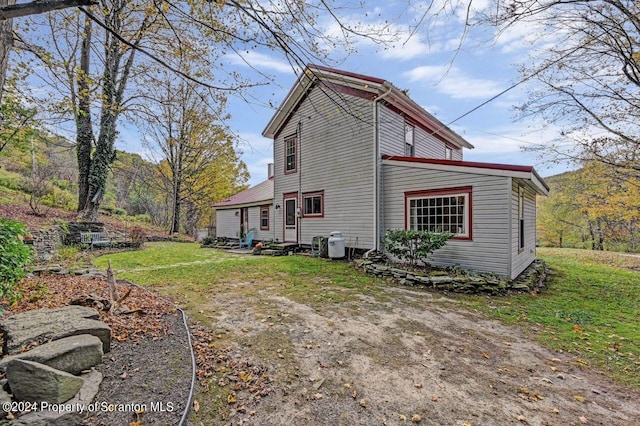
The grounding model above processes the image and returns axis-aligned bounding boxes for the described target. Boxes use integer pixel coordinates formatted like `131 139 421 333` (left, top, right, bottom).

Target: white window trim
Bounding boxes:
406 192 470 238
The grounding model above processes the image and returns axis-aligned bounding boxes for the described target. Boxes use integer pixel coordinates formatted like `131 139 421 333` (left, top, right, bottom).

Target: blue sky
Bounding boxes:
114 2 573 187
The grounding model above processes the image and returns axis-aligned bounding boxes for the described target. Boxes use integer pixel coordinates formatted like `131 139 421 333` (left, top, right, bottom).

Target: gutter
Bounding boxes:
372 84 393 251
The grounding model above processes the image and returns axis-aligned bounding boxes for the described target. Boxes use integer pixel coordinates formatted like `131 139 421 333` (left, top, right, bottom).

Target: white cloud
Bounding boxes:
226 51 294 74
404 65 503 99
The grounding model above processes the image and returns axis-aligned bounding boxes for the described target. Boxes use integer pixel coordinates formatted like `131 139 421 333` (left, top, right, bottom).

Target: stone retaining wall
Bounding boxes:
355 258 548 294
30 227 64 263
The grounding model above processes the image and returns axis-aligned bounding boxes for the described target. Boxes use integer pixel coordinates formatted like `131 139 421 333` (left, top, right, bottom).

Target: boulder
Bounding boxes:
0 334 103 375
0 306 111 355
5 360 84 404
8 370 102 426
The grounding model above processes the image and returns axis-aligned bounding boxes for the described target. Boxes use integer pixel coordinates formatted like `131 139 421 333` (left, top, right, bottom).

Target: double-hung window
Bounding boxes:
285 135 297 173
404 123 415 157
303 191 323 217
406 187 471 239
260 206 270 230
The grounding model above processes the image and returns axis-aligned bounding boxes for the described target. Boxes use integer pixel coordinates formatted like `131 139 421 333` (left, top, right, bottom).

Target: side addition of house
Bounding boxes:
220 65 549 279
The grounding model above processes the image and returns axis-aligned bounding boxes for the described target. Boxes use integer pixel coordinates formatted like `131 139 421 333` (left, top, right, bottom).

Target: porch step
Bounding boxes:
270 243 298 251
260 249 285 256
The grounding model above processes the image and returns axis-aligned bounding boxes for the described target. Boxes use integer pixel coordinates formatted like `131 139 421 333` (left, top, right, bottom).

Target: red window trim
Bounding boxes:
260 205 270 231
302 191 324 218
284 134 297 175
404 186 473 241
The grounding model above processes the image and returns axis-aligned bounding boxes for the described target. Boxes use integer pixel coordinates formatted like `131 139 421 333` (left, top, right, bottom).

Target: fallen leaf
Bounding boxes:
399 414 407 421
352 389 358 399
579 416 588 424
193 400 200 412
431 395 438 402
542 378 553 384
5 413 14 420
483 353 491 359
517 414 529 423
411 414 422 423
313 393 323 400
574 395 586 403
228 392 237 404
343 383 351 389
551 408 560 414
414 383 423 389
359 399 367 407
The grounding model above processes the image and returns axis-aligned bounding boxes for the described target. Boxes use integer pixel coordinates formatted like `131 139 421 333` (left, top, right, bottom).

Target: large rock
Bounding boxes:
7 370 103 426
5 360 84 404
0 306 111 354
0 334 103 375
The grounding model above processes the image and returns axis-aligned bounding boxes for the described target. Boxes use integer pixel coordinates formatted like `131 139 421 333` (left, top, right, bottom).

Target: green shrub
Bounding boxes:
383 229 453 267
0 218 33 302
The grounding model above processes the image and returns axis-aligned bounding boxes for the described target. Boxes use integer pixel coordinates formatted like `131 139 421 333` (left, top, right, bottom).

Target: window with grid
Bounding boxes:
285 135 297 173
407 192 469 237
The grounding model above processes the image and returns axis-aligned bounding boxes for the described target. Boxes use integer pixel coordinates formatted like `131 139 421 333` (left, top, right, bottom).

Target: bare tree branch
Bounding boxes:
0 0 96 20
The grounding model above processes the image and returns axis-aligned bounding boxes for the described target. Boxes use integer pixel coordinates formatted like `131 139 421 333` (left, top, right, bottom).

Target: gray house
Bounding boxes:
214 165 274 242
222 65 549 278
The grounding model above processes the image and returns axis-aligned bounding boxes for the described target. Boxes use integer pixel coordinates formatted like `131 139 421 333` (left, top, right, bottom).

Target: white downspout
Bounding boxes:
371 85 394 253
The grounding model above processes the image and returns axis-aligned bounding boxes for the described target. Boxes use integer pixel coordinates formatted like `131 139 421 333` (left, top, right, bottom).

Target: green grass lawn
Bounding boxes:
94 243 640 389
461 247 640 388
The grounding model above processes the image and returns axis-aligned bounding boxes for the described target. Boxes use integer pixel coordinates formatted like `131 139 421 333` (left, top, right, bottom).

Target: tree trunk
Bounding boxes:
76 14 93 213
170 156 182 234
78 22 122 221
0 0 15 109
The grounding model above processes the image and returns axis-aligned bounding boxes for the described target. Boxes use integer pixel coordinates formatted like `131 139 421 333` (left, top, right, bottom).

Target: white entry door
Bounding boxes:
284 196 297 242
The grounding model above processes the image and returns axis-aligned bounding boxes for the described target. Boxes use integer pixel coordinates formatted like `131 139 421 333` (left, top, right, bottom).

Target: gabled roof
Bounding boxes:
213 178 274 208
382 155 550 196
262 64 474 150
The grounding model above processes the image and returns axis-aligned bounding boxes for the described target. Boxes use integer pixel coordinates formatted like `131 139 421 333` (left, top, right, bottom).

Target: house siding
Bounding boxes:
378 105 463 160
215 204 274 241
215 209 239 239
273 84 375 248
382 163 513 277
510 180 537 278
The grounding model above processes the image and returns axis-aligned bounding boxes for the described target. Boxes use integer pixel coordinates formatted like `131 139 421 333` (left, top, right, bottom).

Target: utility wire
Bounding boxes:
432 45 581 135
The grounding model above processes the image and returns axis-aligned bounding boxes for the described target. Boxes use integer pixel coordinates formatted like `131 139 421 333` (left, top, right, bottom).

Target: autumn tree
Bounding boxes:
139 73 247 234
538 162 640 251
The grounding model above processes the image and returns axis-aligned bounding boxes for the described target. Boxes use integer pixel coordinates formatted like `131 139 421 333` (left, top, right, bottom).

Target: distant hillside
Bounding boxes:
537 162 639 252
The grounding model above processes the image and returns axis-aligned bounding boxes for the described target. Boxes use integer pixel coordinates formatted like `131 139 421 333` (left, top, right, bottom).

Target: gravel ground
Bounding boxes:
83 312 192 426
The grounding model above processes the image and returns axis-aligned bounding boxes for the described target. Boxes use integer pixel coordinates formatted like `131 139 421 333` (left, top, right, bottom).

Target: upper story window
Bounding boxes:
445 144 453 160
285 134 297 173
404 123 415 157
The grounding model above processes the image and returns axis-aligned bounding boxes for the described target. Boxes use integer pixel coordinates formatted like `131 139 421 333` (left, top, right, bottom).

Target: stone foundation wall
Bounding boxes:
355 258 548 294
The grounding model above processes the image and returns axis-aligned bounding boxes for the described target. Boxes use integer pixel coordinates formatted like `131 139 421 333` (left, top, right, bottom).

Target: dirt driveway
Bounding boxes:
194 281 640 426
